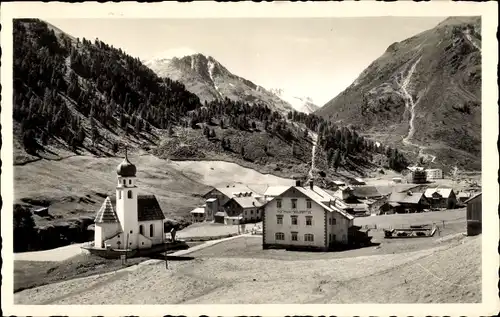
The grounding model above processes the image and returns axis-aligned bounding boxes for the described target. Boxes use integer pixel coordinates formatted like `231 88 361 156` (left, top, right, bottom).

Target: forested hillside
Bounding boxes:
13 18 408 182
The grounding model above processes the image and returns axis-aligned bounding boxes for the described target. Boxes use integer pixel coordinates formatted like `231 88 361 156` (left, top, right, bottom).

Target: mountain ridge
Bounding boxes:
144 53 296 114
316 16 481 171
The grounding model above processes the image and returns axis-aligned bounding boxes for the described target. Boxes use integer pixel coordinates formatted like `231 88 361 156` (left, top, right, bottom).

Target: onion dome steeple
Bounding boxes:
116 147 137 177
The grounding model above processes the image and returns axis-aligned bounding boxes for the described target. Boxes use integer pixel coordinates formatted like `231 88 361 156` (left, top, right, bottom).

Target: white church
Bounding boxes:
92 152 166 251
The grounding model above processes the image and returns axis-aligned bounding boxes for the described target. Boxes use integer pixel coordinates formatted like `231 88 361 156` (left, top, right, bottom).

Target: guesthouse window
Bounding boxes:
139 225 144 235
306 216 312 226
291 232 298 241
276 199 282 209
332 218 336 225
150 224 154 237
291 215 298 225
276 215 283 224
291 199 297 209
304 234 314 242
306 199 312 209
127 190 133 199
275 232 285 240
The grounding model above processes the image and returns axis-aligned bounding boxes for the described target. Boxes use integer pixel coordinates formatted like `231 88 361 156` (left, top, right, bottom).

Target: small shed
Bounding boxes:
465 193 481 236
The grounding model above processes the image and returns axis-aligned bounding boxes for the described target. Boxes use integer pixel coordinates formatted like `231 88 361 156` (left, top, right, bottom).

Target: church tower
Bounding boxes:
115 148 139 249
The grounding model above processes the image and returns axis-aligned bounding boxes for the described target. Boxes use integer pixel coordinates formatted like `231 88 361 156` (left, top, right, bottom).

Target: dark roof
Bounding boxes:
137 195 165 221
95 197 119 223
351 186 382 198
116 151 137 177
464 192 482 204
388 191 427 205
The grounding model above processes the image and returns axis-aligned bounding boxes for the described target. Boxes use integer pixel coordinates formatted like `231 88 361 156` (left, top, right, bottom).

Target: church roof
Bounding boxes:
137 195 165 221
95 197 119 223
117 149 137 177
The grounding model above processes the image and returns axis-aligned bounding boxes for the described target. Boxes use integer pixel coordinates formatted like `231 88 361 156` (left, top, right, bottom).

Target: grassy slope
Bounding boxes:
14 154 211 225
316 17 481 171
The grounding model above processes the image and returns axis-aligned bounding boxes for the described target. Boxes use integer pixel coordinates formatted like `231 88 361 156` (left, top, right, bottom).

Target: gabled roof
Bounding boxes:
95 197 119 223
424 188 454 199
205 185 259 199
388 191 427 205
137 195 165 221
225 196 264 209
264 185 291 197
293 186 354 220
190 207 205 214
464 192 482 204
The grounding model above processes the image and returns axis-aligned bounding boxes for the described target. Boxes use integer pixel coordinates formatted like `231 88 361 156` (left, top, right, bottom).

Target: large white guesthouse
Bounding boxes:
262 180 354 251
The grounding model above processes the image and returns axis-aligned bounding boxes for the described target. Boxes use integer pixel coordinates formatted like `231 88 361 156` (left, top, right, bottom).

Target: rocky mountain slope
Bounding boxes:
269 88 320 114
144 53 294 113
316 17 481 171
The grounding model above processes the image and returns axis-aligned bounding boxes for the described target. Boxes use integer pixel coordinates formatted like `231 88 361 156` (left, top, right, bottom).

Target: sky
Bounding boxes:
46 17 446 106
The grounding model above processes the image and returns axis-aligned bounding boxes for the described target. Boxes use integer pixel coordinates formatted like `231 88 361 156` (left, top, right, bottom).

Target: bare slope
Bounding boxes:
316 17 481 171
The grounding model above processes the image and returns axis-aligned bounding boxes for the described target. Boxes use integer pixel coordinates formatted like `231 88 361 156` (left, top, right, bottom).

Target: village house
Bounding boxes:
92 152 166 251
381 191 430 214
223 196 265 224
203 185 259 213
189 206 205 223
424 188 457 209
262 180 355 251
409 169 427 184
425 168 443 180
465 193 481 236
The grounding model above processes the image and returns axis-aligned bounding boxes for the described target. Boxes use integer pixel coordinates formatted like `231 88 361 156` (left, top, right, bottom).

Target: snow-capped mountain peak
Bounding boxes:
269 88 320 114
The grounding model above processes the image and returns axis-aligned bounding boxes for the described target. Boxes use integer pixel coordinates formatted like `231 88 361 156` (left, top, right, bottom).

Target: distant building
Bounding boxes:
262 180 354 251
392 177 402 183
202 185 260 221
409 169 427 184
457 191 472 204
93 152 165 251
424 188 457 209
205 198 218 222
223 196 264 224
189 207 205 223
425 168 443 180
332 180 346 187
384 191 430 213
465 193 482 236
350 177 366 186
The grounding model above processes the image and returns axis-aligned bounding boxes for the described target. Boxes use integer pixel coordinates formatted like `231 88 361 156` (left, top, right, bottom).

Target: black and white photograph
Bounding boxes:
1 2 498 316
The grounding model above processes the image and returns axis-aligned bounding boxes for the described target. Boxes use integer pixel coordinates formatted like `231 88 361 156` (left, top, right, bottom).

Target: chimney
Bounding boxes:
309 180 314 190
295 180 301 187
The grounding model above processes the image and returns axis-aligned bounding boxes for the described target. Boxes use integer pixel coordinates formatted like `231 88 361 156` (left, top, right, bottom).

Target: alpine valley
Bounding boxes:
317 17 481 171
12 17 481 229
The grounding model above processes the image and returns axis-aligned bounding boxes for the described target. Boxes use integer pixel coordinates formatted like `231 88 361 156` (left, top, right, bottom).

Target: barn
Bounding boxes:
465 193 481 236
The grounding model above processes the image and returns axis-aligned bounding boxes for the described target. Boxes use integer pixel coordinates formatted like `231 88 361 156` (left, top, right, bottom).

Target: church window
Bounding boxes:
128 190 133 199
129 179 132 185
130 230 133 234
150 224 154 237
118 191 122 199
139 225 144 235
123 180 126 185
